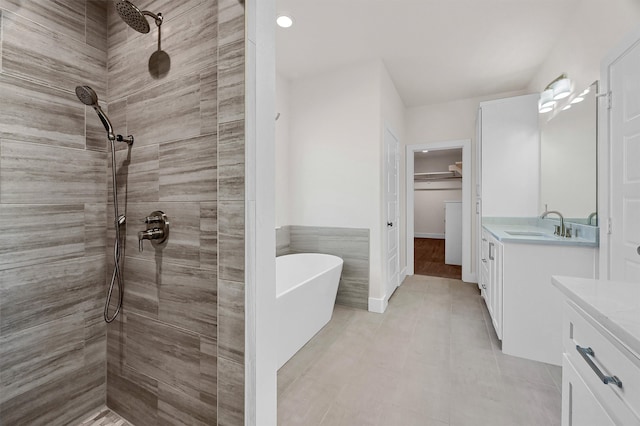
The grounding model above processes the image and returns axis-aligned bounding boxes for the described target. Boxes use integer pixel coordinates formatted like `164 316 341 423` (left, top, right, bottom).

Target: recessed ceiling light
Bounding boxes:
277 15 293 28
422 150 429 153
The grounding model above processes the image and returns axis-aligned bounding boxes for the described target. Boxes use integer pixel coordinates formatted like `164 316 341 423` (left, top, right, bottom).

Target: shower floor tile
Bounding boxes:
278 275 562 426
77 407 133 426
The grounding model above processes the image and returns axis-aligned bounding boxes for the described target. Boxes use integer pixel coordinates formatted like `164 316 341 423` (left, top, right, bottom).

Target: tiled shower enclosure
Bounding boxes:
0 1 247 424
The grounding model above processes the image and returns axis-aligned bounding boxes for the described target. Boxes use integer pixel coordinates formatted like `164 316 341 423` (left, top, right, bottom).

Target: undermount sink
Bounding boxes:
505 231 548 237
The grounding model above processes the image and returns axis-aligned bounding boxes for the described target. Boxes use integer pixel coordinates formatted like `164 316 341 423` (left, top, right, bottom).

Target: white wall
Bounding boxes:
414 150 462 237
414 185 462 237
286 60 389 300
275 73 291 227
528 0 640 95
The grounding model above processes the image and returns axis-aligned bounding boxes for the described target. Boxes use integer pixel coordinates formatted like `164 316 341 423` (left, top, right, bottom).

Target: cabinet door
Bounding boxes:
479 95 540 217
480 230 490 300
562 355 616 426
490 239 503 339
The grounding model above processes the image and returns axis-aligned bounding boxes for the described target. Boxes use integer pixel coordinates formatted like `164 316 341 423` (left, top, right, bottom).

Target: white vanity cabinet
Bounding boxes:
480 229 503 339
562 355 617 426
501 242 595 365
476 94 540 291
553 277 640 426
477 94 540 218
561 302 639 425
481 226 597 365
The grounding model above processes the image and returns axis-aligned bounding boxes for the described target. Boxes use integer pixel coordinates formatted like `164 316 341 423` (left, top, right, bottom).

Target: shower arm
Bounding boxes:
142 10 163 27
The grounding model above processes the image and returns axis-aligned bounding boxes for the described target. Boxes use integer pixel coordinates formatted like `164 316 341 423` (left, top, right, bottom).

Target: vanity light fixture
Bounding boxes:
277 15 293 28
562 104 572 111
538 89 555 113
539 73 572 113
551 76 572 100
570 95 585 104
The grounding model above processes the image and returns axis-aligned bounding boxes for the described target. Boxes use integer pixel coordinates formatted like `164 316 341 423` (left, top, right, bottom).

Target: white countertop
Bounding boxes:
552 276 640 360
483 223 598 247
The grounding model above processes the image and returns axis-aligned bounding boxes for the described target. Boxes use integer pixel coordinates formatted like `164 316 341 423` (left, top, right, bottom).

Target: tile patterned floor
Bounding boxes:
77 407 132 426
278 275 562 426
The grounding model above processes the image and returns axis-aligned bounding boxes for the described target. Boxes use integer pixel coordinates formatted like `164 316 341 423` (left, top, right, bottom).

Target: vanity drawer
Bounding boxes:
564 301 640 422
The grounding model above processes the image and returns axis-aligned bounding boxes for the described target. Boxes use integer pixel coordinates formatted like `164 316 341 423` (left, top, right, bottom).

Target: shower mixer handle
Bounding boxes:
138 228 164 252
138 211 169 252
144 214 163 224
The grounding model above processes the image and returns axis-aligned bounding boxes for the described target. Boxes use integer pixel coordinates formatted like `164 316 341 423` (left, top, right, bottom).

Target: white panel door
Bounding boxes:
384 127 400 301
610 39 640 281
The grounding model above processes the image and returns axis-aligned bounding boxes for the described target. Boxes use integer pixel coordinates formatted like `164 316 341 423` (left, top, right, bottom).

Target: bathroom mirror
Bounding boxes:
540 81 598 226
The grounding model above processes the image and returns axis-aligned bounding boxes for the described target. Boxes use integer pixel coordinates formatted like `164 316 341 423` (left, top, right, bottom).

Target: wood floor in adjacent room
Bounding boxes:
414 238 461 279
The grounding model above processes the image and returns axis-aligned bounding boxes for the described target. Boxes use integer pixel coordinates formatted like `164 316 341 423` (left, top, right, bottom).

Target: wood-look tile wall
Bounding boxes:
0 1 109 425
105 0 246 425
0 1 246 424
217 0 246 424
277 226 370 310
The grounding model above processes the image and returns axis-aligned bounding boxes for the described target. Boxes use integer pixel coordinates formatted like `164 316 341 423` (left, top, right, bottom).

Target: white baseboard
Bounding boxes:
462 272 477 284
414 232 445 239
399 266 407 284
368 296 387 314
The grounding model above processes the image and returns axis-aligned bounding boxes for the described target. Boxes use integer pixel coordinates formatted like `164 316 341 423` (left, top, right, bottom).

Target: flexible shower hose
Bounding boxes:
104 138 125 323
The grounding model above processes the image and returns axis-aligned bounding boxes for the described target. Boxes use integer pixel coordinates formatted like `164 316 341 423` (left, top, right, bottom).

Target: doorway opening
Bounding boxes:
413 148 463 278
406 139 473 282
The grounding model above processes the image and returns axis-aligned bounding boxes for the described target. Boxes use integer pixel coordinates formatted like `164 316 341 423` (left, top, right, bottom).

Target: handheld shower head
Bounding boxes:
75 85 98 106
116 0 163 34
75 85 115 141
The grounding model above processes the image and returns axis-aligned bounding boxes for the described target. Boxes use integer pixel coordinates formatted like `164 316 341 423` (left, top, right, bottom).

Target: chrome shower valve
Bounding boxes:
138 211 169 252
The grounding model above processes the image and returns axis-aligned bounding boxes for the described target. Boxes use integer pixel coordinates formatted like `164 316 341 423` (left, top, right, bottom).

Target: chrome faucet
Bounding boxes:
541 210 566 237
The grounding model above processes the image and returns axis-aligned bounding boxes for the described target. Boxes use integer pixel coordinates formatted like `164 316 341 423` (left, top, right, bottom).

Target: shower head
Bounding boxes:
75 85 115 141
116 0 163 34
75 85 98 106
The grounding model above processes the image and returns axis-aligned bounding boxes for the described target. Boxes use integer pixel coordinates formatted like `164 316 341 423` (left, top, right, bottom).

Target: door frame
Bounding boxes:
598 25 640 279
405 139 473 282
383 124 401 305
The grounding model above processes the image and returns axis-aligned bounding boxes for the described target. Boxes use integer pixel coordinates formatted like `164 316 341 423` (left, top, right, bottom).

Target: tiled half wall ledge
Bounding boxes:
277 225 369 310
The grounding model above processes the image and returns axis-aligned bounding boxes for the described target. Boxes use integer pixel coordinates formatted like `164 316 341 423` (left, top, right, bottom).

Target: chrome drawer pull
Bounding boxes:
576 345 623 388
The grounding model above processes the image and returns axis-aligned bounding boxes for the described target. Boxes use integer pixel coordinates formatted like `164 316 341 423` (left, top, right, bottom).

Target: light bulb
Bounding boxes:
552 78 571 100
277 15 293 28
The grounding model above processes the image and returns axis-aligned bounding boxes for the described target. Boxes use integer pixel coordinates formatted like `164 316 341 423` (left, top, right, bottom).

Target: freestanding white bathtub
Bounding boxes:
276 253 344 369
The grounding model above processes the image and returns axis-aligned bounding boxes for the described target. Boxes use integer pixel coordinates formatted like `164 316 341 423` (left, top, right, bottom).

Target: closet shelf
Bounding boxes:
414 162 462 181
449 161 463 176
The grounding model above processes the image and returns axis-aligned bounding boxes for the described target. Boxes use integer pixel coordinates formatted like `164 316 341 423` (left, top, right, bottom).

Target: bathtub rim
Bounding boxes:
276 253 344 298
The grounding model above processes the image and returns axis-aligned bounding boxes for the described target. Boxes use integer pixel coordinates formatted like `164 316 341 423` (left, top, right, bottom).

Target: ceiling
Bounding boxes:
276 0 581 107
